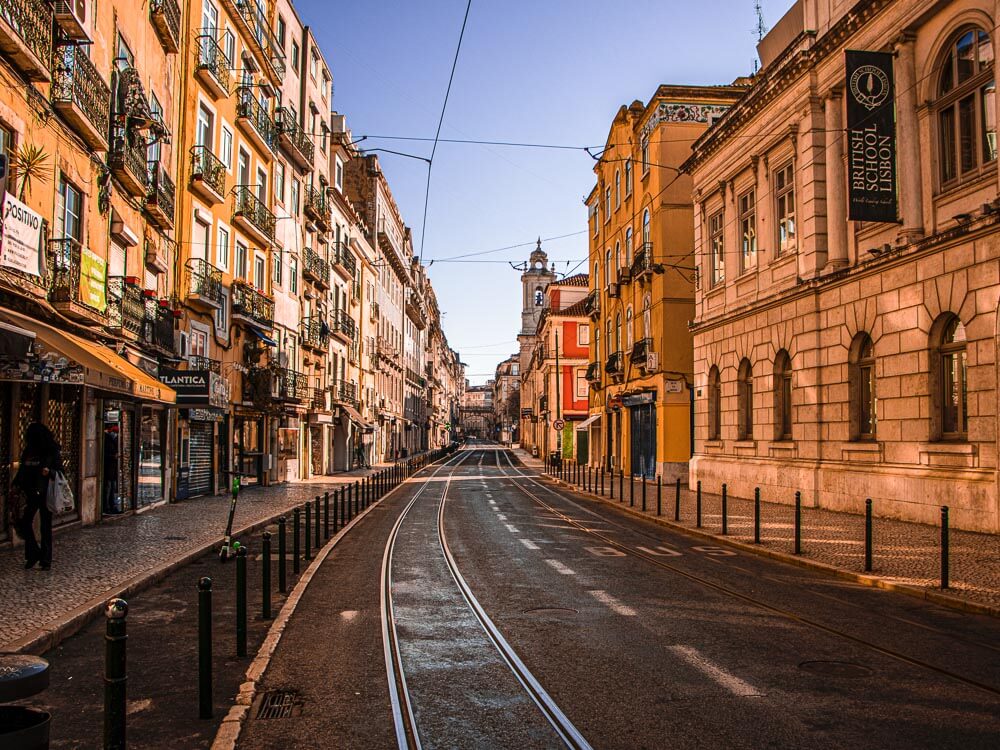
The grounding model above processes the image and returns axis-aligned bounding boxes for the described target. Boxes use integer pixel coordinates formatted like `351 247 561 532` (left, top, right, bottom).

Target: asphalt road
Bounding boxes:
239 444 1000 749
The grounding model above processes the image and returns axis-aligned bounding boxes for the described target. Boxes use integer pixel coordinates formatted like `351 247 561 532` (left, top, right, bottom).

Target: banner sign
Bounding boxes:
160 369 230 408
846 50 898 222
79 247 108 312
0 193 43 276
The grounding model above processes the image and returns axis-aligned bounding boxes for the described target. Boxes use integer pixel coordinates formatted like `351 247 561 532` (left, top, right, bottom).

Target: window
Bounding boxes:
641 137 649 173
933 315 968 439
148 94 163 164
188 326 208 359
625 228 633 264
335 157 344 190
291 41 300 70
615 313 621 353
774 350 793 440
272 252 282 286
604 249 612 289
606 318 612 356
321 124 329 153
709 210 725 287
642 295 651 338
774 163 796 255
275 161 285 203
221 126 233 169
216 225 230 270
310 49 319 80
592 202 599 235
625 307 633 349
708 366 721 440
578 323 590 346
737 358 753 440
614 170 621 208
534 287 543 306
595 329 601 363
254 254 265 291
850 333 876 440
276 15 286 51
235 241 248 279
593 261 599 289
605 186 611 220
615 241 621 279
289 256 298 294
642 209 650 244
290 178 300 215
624 158 632 195
215 287 228 334
937 27 996 186
575 370 587 399
222 29 235 66
739 189 756 273
56 175 83 241
197 104 214 149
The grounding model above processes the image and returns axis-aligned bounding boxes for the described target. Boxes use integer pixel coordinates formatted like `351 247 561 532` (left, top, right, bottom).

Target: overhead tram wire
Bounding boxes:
418 0 474 265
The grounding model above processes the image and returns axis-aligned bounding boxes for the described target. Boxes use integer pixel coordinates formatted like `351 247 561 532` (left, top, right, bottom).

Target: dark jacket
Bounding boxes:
14 445 63 500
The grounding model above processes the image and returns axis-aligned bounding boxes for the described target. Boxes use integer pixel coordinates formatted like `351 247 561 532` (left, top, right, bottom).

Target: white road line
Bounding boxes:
588 590 637 617
496 513 507 520
505 523 520 533
669 645 764 697
520 539 540 550
545 559 575 575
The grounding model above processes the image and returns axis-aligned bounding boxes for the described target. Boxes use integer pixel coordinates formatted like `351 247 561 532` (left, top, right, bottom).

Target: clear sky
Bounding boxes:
299 0 796 384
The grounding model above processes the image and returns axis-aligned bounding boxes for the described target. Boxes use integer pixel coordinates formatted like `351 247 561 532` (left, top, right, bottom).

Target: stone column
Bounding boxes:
824 89 849 272
895 33 924 241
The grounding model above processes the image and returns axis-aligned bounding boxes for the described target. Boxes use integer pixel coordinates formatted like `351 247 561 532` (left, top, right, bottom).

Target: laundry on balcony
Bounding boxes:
117 67 154 127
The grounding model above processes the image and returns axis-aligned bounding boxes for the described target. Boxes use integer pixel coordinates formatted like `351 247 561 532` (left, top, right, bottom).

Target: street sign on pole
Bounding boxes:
553 419 565 431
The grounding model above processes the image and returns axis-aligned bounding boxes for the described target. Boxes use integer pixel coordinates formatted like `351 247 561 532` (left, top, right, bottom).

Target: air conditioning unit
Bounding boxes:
607 282 620 298
645 352 660 373
54 0 90 41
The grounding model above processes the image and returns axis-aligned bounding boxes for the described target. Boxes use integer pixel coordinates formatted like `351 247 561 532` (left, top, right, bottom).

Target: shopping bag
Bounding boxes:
46 471 74 514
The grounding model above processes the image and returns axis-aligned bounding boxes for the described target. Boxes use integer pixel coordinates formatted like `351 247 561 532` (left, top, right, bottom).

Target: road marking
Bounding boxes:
496 513 507 520
588 590 637 617
669 645 763 697
691 546 737 557
520 539 540 550
545 559 575 575
505 524 520 533
637 545 683 557
585 545 626 557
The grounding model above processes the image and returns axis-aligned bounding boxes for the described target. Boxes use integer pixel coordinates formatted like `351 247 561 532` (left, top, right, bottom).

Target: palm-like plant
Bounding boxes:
12 143 50 202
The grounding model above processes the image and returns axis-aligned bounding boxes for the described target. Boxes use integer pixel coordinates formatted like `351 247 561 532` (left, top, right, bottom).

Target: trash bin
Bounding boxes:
549 451 561 467
0 653 50 750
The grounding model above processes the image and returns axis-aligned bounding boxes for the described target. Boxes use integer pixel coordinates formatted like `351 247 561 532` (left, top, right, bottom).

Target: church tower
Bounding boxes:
519 239 556 336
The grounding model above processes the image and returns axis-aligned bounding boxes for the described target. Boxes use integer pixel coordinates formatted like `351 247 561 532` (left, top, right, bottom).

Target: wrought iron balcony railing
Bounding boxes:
145 160 175 229
109 123 148 196
332 380 358 406
149 0 180 53
187 355 221 373
235 85 274 151
304 184 330 226
51 44 111 150
630 337 652 364
143 299 175 355
585 361 601 383
48 238 107 321
185 258 223 306
231 279 274 329
234 0 284 78
583 289 600 320
274 367 308 402
631 243 656 280
605 350 624 376
332 308 356 341
312 387 329 411
233 185 276 242
0 0 53 80
300 316 329 350
301 247 330 288
195 32 230 96
189 145 225 200
106 277 145 337
332 241 356 278
274 107 314 167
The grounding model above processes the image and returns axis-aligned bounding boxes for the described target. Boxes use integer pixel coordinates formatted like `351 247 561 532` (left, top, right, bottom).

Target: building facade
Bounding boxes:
688 0 1000 532
493 354 520 444
460 382 494 438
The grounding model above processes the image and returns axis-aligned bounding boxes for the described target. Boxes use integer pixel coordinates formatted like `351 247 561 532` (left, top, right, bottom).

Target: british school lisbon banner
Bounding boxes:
846 50 898 223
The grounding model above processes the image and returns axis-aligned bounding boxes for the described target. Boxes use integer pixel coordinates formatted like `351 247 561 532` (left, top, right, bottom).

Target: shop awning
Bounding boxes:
0 310 176 404
576 413 602 431
248 328 278 347
0 320 35 358
340 402 375 431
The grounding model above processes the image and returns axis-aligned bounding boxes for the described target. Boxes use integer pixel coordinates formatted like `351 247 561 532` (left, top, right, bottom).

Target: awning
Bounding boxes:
576 413 602 431
340 402 375 431
248 328 278 346
0 310 176 404
0 320 35 358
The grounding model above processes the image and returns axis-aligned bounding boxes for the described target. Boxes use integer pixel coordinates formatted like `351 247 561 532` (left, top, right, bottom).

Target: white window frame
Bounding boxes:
578 324 590 346
216 223 230 271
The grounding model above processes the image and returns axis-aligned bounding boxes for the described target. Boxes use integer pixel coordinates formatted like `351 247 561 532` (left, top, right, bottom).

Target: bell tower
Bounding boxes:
519 239 555 336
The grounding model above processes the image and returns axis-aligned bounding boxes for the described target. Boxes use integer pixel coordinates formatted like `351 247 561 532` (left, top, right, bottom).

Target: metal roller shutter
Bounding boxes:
189 422 213 498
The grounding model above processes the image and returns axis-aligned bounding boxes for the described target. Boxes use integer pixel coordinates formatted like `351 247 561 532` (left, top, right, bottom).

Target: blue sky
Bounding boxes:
299 0 796 384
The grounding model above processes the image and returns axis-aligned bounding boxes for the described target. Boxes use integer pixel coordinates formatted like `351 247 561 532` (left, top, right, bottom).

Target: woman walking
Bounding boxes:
14 422 63 570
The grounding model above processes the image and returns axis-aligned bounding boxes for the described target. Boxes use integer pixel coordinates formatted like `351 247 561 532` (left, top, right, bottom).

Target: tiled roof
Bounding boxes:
553 298 590 317
557 273 589 287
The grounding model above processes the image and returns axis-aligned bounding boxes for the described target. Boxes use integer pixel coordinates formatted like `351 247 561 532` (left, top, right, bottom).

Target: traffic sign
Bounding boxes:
553 419 565 431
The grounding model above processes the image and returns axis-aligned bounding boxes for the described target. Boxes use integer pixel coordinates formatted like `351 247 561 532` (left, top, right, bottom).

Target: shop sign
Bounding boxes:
622 391 656 406
665 380 684 394
79 247 108 312
0 193 43 277
846 50 898 222
160 369 229 407
190 409 225 422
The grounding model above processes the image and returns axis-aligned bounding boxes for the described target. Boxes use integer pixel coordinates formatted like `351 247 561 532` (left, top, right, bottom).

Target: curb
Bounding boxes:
542 475 1000 619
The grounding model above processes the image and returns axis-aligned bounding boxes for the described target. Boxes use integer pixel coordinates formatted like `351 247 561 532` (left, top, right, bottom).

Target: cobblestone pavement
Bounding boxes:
517 451 1000 612
0 468 392 649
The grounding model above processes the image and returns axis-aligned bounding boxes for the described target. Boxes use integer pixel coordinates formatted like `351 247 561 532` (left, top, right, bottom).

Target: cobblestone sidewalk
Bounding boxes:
514 450 1000 613
0 469 390 650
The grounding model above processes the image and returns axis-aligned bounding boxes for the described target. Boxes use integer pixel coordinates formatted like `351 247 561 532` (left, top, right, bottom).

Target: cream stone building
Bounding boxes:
687 0 1000 532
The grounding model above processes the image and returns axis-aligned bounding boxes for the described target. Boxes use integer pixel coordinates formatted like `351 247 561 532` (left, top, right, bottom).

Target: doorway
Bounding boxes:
629 403 656 479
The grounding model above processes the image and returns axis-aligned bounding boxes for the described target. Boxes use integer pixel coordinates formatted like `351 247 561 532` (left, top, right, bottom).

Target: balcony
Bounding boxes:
231 0 284 79
231 279 274 330
617 266 632 285
143 299 176 357
301 247 330 289
188 355 221 373
274 367 308 403
630 337 652 365
106 277 145 339
235 86 274 154
311 387 330 412
331 242 356 281
300 316 329 351
195 33 230 99
185 258 223 310
585 361 601 384
189 146 226 204
233 186 275 244
605 351 624 381
274 107 313 169
149 0 180 53
370 301 379 322
48 239 108 325
331 309 355 345
145 237 169 274
145 160 175 229
303 184 330 229
52 0 87 40
332 380 358 407
109 125 148 197
0 0 52 81
405 288 427 330
51 44 111 151
583 289 600 320
632 243 656 283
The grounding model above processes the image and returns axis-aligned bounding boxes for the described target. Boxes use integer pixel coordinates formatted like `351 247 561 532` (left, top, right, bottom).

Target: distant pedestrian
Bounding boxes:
14 422 63 570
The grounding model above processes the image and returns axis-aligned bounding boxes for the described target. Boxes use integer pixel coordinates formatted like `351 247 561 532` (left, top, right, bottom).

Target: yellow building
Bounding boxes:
584 86 745 482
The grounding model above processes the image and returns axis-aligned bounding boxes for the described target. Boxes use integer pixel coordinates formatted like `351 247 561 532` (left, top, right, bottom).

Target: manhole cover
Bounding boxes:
523 607 578 615
255 690 299 719
799 661 872 678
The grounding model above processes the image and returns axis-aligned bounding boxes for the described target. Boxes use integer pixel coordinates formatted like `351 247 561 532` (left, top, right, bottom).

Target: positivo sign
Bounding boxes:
845 50 898 223
0 193 43 277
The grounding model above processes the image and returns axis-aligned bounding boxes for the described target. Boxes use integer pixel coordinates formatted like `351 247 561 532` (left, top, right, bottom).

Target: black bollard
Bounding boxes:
864 498 873 573
696 481 702 527
261 531 272 620
656 476 661 516
304 502 312 561
198 578 213 719
236 545 247 657
794 491 802 555
941 505 949 589
324 492 330 540
619 469 624 503
314 497 321 547
600 467 604 496
641 475 646 512
104 598 128 750
339 486 345 528
293 508 301 575
610 467 614 499
754 488 761 544
277 517 287 594
675 477 681 521
721 483 728 535
355 481 361 516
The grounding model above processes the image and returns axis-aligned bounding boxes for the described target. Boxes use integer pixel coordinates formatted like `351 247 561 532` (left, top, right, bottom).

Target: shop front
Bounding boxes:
625 391 657 478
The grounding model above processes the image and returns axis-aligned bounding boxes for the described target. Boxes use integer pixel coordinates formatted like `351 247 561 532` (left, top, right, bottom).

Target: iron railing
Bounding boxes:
190 145 225 197
231 279 274 328
304 184 330 225
302 247 330 287
106 277 145 337
585 361 601 383
195 32 231 94
109 123 148 194
0 0 52 73
233 185 276 242
332 308 355 340
312 387 329 411
605 350 624 376
143 299 175 354
583 289 600 319
234 0 284 77
630 337 652 364
631 242 655 278
332 380 358 406
275 367 308 402
50 44 111 141
149 0 180 52
48 238 107 318
145 160 176 227
300 316 329 349
188 355 221 373
185 258 223 304
235 85 274 149
333 241 356 278
274 107 314 165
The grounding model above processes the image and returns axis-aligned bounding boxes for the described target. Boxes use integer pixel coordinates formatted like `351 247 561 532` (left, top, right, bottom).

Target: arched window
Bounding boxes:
606 317 612 357
932 314 968 439
593 261 599 289
774 350 793 440
849 333 876 440
625 306 634 350
534 287 543 306
614 170 621 208
642 209 651 244
614 241 621 280
605 249 612 289
615 313 622 354
937 26 996 186
625 227 633 264
708 366 721 440
737 358 753 440
642 294 651 338
595 328 601 364
605 186 612 217
624 159 632 195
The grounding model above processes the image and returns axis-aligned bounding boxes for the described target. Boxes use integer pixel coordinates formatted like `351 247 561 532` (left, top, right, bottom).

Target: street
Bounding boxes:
238 446 1000 749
